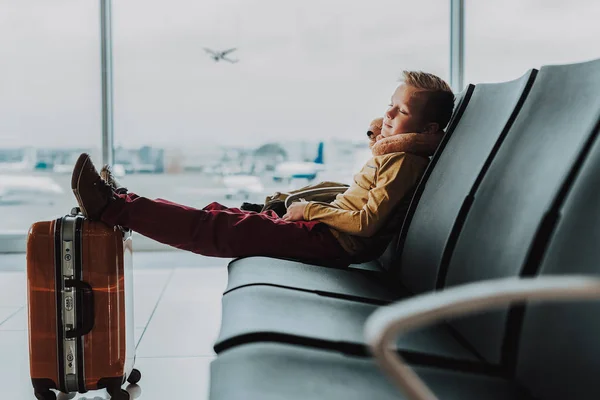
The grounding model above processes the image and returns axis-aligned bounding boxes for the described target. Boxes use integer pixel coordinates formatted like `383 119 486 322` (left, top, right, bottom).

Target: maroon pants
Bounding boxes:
100 193 352 267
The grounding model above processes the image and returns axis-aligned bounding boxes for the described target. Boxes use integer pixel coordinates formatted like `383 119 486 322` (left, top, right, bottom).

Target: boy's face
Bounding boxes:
380 83 427 140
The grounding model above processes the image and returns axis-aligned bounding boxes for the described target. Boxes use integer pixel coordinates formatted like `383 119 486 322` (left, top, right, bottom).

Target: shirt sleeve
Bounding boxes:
303 153 423 237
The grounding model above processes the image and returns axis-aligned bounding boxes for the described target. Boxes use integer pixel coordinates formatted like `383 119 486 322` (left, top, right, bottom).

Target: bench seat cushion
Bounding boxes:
210 343 528 400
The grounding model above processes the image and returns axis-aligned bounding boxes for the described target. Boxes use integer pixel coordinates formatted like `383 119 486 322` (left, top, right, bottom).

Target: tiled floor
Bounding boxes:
0 251 229 399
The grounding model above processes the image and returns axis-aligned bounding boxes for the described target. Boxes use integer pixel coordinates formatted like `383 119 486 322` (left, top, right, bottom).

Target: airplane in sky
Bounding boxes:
272 142 326 183
203 48 239 63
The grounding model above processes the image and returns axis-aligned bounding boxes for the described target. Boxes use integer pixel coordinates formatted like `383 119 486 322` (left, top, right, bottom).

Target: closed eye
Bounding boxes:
388 104 408 115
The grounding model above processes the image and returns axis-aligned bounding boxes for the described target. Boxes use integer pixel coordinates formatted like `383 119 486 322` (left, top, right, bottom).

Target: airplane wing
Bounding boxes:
203 48 219 56
221 48 237 56
222 57 239 64
0 175 64 204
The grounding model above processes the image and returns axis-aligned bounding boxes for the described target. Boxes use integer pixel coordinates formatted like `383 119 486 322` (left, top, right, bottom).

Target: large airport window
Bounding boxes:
0 1 102 242
0 0 449 254
465 0 600 84
109 0 449 249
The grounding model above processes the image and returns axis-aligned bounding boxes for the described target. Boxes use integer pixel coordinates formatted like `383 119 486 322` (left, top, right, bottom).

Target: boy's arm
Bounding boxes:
303 153 425 237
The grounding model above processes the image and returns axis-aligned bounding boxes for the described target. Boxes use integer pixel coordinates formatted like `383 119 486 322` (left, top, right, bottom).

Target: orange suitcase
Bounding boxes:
26 208 140 400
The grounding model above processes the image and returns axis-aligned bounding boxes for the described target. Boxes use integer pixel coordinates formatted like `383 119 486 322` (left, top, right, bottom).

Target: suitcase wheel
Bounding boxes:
127 368 142 385
34 390 56 400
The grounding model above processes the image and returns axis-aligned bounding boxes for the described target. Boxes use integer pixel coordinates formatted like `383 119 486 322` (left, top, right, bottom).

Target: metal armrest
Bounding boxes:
364 276 600 400
284 186 349 208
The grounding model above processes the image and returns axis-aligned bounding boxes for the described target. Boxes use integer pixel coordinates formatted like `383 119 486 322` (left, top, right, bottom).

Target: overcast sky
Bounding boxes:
1 0 599 149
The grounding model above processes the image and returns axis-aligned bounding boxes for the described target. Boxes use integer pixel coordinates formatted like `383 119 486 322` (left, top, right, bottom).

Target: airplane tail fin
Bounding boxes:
314 142 324 164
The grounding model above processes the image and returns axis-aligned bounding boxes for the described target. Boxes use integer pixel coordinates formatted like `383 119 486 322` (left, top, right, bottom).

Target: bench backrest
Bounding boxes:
396 71 536 294
378 85 474 270
444 58 600 365
517 112 600 399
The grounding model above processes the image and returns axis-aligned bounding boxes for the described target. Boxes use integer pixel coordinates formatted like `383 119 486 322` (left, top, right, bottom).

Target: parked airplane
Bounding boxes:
0 148 37 172
223 173 264 200
272 142 325 182
0 174 64 205
203 48 238 63
0 160 32 173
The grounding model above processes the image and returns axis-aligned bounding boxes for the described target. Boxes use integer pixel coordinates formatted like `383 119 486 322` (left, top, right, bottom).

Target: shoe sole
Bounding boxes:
71 153 91 218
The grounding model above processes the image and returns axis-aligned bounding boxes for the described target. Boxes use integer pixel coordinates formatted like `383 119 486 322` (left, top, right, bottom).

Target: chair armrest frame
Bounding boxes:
364 275 600 400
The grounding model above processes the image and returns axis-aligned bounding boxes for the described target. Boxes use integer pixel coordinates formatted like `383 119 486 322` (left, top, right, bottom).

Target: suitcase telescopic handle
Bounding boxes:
64 279 95 338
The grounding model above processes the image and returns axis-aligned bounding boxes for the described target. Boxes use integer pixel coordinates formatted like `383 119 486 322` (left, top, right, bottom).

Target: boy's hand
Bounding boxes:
283 201 307 222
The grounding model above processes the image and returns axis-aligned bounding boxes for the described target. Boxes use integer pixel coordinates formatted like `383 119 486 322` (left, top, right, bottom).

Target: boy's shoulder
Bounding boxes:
373 151 430 167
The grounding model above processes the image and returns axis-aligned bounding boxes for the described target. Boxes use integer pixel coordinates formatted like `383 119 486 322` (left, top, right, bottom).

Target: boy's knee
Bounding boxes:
203 202 225 211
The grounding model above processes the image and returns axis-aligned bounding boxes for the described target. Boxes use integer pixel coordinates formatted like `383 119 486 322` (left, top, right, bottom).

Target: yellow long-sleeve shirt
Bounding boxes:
303 152 429 255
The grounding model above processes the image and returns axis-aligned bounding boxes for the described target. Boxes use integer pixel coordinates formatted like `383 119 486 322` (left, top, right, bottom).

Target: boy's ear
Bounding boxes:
422 122 439 134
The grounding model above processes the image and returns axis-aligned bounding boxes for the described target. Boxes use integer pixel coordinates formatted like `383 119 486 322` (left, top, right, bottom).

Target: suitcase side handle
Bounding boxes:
64 279 95 338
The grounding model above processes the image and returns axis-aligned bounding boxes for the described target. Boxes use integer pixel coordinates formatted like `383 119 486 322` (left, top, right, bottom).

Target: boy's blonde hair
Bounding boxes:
401 70 455 130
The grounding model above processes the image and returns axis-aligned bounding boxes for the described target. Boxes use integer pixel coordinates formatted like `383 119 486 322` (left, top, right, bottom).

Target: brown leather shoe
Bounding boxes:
71 153 115 220
100 165 128 194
